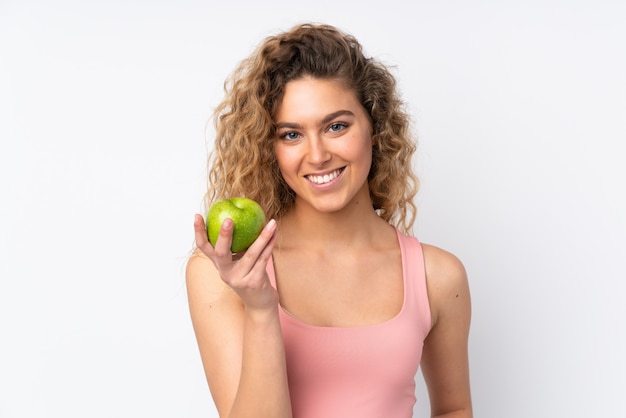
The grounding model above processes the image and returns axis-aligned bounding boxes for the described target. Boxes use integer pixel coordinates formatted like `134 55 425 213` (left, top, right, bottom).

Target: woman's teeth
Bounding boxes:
307 168 342 185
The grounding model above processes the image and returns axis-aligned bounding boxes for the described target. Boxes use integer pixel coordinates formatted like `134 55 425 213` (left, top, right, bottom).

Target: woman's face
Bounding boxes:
273 76 373 215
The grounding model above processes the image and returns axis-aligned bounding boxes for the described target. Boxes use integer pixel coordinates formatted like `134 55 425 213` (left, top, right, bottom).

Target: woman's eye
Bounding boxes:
281 131 300 141
329 122 347 132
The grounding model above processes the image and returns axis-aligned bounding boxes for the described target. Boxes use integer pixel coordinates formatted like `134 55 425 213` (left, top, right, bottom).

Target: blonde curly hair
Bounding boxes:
203 23 419 233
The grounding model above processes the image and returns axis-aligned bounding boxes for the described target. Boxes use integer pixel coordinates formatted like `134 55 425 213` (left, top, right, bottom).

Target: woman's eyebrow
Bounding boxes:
321 110 354 125
275 121 303 129
276 110 355 129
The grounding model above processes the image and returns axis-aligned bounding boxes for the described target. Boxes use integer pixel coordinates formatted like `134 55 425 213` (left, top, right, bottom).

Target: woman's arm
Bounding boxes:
421 244 473 418
186 215 292 418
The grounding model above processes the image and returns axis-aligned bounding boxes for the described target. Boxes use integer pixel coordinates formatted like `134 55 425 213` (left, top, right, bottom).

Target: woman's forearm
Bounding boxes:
228 306 292 418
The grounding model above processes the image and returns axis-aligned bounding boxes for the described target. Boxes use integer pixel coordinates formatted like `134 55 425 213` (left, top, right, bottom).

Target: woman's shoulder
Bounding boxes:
420 243 470 324
421 243 467 281
186 249 241 307
186 248 216 288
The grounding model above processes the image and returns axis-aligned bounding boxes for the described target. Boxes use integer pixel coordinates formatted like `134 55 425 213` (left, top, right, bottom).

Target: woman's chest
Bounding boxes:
272 250 404 327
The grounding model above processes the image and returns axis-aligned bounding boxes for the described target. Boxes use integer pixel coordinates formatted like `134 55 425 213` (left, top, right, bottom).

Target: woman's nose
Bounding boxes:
306 135 330 166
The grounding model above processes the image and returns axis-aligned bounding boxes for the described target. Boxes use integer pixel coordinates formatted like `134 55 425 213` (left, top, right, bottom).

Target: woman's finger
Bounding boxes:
234 219 277 269
224 219 277 288
212 218 235 259
193 214 215 256
248 223 278 276
241 219 277 256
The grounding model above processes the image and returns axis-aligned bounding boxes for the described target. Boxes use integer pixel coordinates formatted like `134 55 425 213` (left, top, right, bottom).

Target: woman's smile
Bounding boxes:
305 167 345 186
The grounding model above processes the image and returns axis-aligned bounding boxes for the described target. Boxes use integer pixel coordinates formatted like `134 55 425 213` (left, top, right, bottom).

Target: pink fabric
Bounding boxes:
266 229 431 418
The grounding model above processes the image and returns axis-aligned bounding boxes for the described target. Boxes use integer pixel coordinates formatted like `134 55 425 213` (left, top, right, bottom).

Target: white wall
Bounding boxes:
1 1 624 417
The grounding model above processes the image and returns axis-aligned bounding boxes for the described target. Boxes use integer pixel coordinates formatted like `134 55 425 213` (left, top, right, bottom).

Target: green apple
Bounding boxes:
206 197 266 253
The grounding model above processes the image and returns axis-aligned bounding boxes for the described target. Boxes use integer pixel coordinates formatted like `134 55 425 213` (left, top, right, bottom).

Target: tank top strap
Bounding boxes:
395 229 432 333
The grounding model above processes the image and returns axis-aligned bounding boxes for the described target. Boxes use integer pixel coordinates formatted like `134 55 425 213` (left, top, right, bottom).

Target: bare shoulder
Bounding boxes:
421 244 468 289
421 244 471 326
186 248 216 282
186 249 233 301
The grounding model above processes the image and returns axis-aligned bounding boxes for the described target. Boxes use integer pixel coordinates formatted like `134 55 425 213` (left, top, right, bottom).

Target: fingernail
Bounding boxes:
267 219 277 231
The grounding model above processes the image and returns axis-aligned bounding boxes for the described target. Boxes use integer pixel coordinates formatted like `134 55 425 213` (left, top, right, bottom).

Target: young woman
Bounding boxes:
186 23 472 418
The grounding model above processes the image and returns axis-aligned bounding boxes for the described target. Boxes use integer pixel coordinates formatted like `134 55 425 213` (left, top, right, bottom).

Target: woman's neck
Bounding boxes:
276 198 393 252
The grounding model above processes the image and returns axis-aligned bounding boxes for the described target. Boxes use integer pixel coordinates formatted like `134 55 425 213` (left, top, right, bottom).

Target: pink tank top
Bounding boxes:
266 228 431 418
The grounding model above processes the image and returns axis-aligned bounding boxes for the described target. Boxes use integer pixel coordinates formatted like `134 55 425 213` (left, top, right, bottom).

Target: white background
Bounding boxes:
1 0 625 417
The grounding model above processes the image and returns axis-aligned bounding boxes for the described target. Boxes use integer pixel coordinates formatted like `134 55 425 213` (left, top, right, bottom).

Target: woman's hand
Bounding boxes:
193 214 279 311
